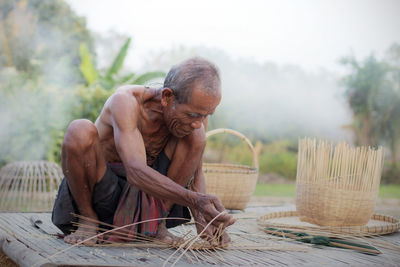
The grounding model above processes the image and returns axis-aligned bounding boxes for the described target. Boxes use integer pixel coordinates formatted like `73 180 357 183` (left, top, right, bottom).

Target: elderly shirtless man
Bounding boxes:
52 57 235 246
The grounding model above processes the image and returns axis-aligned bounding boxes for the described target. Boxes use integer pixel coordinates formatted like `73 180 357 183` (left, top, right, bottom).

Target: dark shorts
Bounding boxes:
51 151 191 234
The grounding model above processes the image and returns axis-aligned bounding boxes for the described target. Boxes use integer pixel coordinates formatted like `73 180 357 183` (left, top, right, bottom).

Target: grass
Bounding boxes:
254 183 295 197
254 183 400 199
379 184 400 198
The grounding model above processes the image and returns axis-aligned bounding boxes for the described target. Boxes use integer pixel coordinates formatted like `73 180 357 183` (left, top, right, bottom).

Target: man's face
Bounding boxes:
162 85 221 138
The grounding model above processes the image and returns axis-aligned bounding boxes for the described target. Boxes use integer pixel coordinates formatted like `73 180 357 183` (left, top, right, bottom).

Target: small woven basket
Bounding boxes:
203 128 258 210
0 161 63 211
296 138 385 226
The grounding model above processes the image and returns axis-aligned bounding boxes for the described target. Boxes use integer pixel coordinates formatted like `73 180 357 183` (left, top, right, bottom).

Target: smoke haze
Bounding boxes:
140 47 352 142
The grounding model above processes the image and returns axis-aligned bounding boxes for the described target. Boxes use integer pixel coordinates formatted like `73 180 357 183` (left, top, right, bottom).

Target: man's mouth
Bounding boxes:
178 128 192 136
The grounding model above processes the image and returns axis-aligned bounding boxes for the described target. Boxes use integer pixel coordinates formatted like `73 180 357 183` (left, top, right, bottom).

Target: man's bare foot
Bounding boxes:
64 220 98 246
155 222 183 246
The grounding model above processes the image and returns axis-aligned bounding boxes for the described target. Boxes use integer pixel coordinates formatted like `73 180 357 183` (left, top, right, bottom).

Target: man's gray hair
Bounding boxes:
163 57 221 104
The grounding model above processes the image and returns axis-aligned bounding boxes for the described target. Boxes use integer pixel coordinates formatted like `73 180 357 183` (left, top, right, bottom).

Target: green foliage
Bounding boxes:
258 140 298 180
74 85 112 123
382 163 400 184
105 38 131 80
132 71 167 85
0 68 74 166
341 55 390 146
79 43 98 86
204 135 253 166
0 1 168 167
254 183 295 197
0 0 94 86
378 184 400 198
342 44 400 183
204 136 297 179
253 183 400 199
74 38 166 122
0 0 93 166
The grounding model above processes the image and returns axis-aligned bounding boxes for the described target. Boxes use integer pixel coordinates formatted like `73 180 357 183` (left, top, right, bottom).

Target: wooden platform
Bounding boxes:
0 205 399 267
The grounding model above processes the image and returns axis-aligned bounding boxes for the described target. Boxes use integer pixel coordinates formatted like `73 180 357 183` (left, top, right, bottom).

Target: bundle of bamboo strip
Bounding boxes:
0 161 63 211
296 138 385 226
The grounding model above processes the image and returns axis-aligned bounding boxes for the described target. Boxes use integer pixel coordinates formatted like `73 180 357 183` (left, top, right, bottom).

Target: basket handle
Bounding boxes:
205 128 258 169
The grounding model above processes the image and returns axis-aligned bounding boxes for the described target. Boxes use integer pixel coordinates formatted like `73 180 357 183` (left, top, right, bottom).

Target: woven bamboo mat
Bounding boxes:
0 207 399 267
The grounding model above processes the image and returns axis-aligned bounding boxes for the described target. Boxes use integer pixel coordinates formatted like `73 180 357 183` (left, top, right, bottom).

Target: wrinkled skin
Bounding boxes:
61 84 236 246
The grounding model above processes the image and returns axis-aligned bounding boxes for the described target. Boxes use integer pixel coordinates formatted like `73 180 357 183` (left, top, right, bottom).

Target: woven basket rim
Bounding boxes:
295 182 380 193
203 162 257 170
257 210 400 236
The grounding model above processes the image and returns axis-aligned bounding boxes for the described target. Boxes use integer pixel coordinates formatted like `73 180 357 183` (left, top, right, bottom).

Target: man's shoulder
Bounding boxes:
114 84 146 94
107 85 146 109
112 85 145 101
101 85 146 125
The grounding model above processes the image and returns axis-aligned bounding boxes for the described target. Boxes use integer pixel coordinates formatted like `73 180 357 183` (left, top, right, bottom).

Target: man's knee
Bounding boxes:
184 131 206 154
63 119 99 153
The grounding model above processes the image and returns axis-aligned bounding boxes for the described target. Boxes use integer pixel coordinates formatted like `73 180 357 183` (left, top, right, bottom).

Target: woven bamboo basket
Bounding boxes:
0 161 63 211
296 138 385 227
203 128 258 210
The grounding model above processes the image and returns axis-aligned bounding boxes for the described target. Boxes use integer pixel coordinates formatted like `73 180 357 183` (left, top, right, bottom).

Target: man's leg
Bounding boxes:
61 119 107 245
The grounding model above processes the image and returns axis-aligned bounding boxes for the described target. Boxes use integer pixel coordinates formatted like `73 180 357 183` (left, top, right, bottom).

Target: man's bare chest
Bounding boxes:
142 133 171 165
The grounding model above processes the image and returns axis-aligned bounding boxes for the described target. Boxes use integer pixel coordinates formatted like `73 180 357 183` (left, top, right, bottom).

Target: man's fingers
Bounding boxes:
201 226 213 238
210 213 236 228
219 213 236 226
210 196 236 226
212 197 225 212
195 217 214 240
219 232 231 248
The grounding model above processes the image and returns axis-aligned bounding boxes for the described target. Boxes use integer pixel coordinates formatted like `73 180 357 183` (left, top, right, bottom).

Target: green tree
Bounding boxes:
383 44 400 166
0 0 93 166
341 55 389 146
0 0 94 86
341 44 400 183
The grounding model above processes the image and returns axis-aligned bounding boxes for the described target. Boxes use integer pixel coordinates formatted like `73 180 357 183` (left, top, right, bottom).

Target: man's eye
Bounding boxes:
188 113 199 118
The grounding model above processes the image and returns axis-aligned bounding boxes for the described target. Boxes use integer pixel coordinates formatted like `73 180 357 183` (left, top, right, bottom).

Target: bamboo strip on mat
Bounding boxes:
31 212 310 267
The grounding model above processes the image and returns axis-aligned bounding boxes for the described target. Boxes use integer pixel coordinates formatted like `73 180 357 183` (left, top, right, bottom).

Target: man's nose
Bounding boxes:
191 119 203 129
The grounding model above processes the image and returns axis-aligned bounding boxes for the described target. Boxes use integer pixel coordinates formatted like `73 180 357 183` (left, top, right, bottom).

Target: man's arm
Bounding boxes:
186 119 234 246
109 92 234 227
189 159 233 246
110 92 196 208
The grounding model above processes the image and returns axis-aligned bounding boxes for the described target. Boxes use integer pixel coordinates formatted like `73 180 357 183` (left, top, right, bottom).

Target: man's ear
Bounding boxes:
161 88 175 107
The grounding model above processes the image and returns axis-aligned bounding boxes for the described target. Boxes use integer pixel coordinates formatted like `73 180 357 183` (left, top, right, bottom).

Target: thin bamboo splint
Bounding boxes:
34 213 308 267
296 138 385 226
0 161 63 211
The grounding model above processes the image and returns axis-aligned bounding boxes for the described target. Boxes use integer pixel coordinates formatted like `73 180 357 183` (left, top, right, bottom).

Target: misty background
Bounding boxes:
1 0 399 183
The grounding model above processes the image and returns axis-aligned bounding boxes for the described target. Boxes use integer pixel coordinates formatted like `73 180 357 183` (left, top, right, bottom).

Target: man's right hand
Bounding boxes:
195 193 235 227
191 207 233 247
191 193 236 243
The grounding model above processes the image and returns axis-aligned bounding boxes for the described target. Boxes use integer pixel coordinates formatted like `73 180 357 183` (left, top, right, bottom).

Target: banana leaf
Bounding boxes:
79 43 98 86
105 38 131 79
131 71 166 85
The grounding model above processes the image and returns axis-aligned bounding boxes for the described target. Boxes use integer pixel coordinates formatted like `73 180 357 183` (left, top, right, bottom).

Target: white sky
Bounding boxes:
67 0 400 73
